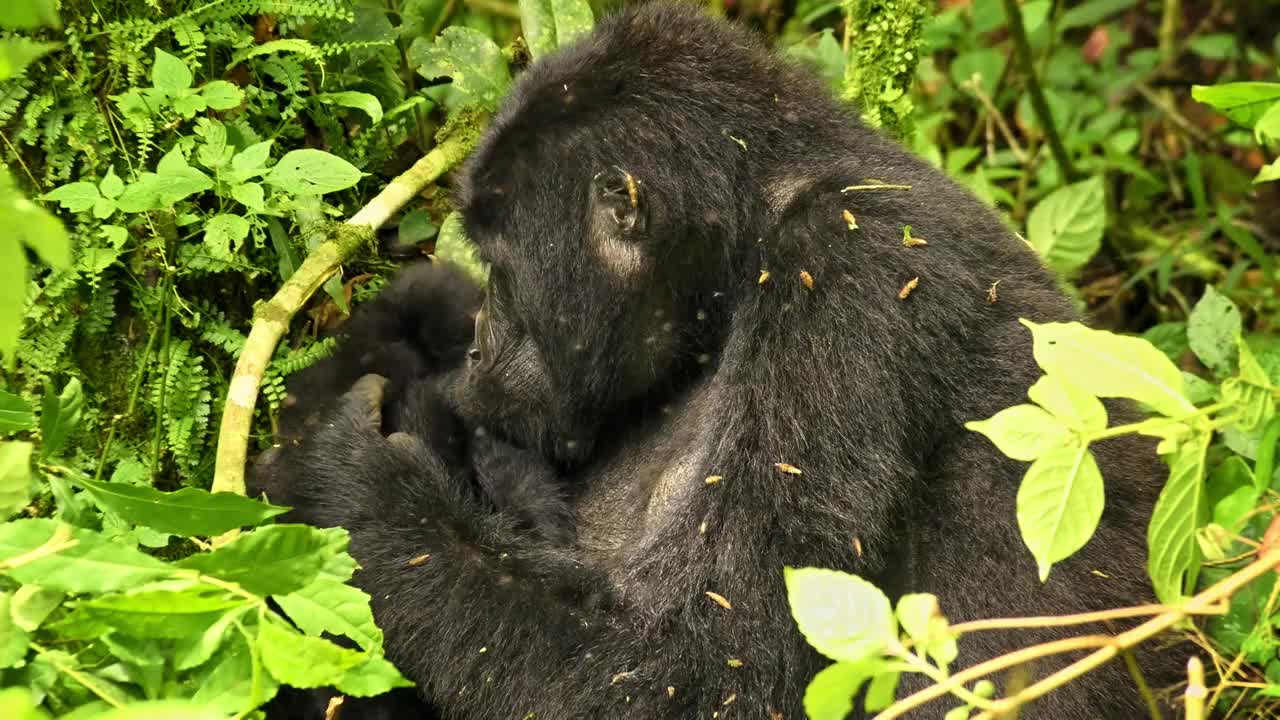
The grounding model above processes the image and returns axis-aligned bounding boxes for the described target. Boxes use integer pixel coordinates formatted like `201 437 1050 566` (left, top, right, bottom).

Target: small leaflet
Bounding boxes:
723 694 738 706
903 225 928 247
799 271 814 290
774 462 803 476
705 475 723 485
842 209 858 230
705 591 733 610
758 270 771 285
727 658 744 668
898 277 920 300
987 280 1001 304
408 553 431 566
667 687 676 698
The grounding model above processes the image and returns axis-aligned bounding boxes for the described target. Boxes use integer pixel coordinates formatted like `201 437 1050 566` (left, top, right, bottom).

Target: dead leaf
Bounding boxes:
898 277 920 300
774 462 803 476
705 591 733 610
799 271 814 289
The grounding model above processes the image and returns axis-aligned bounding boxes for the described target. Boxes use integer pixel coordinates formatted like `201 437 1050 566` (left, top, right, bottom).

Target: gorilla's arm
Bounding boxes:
275 377 816 719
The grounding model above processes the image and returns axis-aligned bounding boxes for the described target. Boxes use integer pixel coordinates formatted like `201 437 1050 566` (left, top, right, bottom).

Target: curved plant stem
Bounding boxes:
948 600 1226 635
965 549 1280 720
211 133 477 497
1000 0 1078 181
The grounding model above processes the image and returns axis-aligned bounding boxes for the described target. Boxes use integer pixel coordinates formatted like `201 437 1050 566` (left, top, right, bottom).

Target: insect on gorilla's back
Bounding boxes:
257 3 1184 718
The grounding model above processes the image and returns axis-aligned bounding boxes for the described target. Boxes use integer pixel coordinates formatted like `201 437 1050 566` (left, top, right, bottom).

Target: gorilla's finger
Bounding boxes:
342 374 390 428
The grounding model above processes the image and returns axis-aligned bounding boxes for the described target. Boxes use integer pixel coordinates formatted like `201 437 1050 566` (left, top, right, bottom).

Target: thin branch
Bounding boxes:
1000 0 1078 181
968 550 1280 720
211 132 477 497
948 600 1226 635
1186 657 1207 720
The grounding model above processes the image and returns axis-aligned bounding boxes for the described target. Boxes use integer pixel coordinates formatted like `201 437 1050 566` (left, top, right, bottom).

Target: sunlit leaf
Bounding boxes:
784 567 895 664
1016 444 1104 581
1027 177 1105 275
1148 432 1211 603
518 0 595 60
966 404 1073 462
77 478 289 536
0 520 172 593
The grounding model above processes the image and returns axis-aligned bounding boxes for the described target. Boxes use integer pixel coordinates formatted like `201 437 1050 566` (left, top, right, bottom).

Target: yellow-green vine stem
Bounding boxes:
211 132 477 497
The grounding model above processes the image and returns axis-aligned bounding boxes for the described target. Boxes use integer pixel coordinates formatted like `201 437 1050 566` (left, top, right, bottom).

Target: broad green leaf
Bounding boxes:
258 621 365 688
191 635 280 713
2 0 60 30
950 48 1005 96
41 181 100 212
0 593 30 668
0 687 49 720
151 49 193 93
1021 320 1194 419
1192 82 1280 128
1027 374 1107 433
434 211 488 286
0 237 26 366
314 91 383 123
0 441 34 517
333 653 414 697
204 213 251 258
76 478 289 536
518 0 595 60
10 585 63 632
803 661 873 720
1257 159 1280 185
410 27 512 110
195 119 231 170
39 377 82 459
1147 432 1211 603
70 584 247 638
1222 378 1275 435
231 182 265 211
397 208 438 245
894 593 956 667
101 633 166 666
265 149 363 196
1016 444 1104 581
0 519 172 593
784 567 895 664
116 157 213 213
92 195 116 219
7 175 70 267
1207 456 1257 529
1257 101 1280 144
99 168 124 199
1026 177 1105 275
1058 0 1138 29
173 607 247 671
200 80 243 110
864 669 902 712
232 140 274 174
267 217 300 281
178 524 339 596
274 577 382 651
0 391 34 432
965 404 1072 462
1187 286 1241 377
173 91 207 119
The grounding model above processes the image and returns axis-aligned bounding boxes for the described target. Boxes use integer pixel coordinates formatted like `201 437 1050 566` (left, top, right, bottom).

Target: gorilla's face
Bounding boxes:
452 159 715 462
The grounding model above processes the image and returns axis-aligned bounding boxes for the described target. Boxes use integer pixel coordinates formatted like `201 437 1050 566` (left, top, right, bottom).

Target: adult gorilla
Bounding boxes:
257 3 1179 717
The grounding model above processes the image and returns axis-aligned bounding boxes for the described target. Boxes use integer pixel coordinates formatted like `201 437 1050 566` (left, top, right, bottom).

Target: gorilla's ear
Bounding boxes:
591 166 646 235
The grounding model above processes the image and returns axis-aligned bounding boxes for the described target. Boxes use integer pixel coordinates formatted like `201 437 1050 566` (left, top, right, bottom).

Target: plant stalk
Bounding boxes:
1000 0 1078 181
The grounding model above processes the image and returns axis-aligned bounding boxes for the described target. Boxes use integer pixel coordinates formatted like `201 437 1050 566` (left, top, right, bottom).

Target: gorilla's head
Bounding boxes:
446 7 798 462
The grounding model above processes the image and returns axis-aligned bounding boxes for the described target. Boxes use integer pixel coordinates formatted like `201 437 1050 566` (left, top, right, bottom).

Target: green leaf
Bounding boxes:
92 195 116 219
117 151 214 212
949 48 1005 96
410 27 512 111
274 577 382 651
1027 177 1106 275
98 168 124 199
70 584 248 638
0 519 172 593
200 81 243 110
1192 82 1280 128
76 478 289 536
231 182 265 211
173 607 246 671
1021 320 1194 419
1016 444 1105 581
232 140 274 175
2 0 60 30
397 209 438 245
265 150 364 196
258 620 365 688
1058 0 1138 29
151 49 193 93
178 524 339 596
1207 456 1257 529
1147 432 1211 603
864 669 902 712
1027 374 1107 433
314 91 383 123
81 701 230 720
1222 378 1275 435
41 181 100 212
1187 286 1242 377
1257 101 1280 144
434 211 489 286
333 653 414 697
0 441 34 517
195 119 232 170
784 567 896 664
6 173 70 268
1257 159 1280 185
267 217 299 281
0 237 26 367
190 634 279 713
803 661 873 720
0 391 34 433
0 687 49 720
10 584 63 632
518 0 595 60
39 377 82 459
0 592 30 668
965 404 1072 462
204 214 251 259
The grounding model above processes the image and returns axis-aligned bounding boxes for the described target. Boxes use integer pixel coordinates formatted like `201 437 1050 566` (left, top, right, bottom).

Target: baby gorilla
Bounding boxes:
259 3 1184 718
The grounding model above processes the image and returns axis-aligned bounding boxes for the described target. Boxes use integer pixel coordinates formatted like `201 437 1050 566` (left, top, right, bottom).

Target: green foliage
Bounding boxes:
840 0 928 139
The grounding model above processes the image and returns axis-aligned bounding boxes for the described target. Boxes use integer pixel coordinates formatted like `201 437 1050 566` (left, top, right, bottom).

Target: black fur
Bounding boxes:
257 4 1183 718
